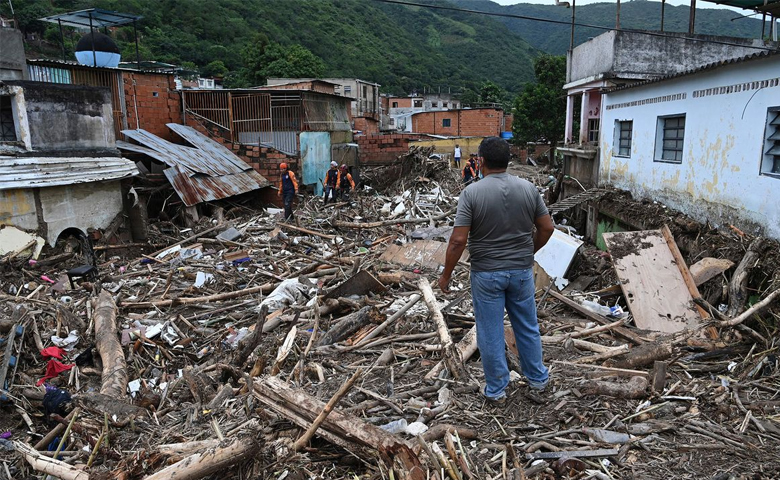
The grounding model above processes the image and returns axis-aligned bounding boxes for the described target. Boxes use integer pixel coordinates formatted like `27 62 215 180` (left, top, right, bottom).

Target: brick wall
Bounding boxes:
183 115 299 206
504 113 514 132
122 72 182 141
411 108 503 137
357 133 423 165
354 116 380 135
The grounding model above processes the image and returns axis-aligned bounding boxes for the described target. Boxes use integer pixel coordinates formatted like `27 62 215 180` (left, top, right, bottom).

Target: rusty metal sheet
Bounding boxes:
118 127 270 206
0 156 138 190
163 165 269 207
166 123 250 172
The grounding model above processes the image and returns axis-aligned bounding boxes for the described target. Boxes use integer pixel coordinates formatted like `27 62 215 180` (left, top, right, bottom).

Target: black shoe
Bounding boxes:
482 386 506 406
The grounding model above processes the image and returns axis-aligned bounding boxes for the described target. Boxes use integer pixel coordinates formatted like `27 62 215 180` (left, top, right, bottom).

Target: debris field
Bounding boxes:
1 150 779 480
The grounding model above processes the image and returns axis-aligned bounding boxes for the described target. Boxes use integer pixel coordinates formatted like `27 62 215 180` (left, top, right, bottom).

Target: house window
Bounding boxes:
587 119 600 143
413 99 423 108
762 107 780 176
442 118 452 127
655 115 686 163
362 85 367 98
392 102 398 108
0 96 17 142
614 120 633 157
344 86 352 96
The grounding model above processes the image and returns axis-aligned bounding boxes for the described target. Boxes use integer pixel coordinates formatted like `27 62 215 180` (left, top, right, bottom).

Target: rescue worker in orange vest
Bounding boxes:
462 157 476 185
322 161 340 204
337 164 356 202
278 163 299 220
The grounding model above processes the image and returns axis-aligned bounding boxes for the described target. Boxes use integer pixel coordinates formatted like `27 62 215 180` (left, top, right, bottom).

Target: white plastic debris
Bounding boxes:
404 422 429 436
50 330 79 351
257 279 312 313
194 271 214 288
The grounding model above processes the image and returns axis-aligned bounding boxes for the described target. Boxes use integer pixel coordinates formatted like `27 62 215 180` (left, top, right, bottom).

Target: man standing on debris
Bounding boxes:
322 161 340 204
454 143 462 168
337 164 356 202
439 136 555 405
277 162 298 220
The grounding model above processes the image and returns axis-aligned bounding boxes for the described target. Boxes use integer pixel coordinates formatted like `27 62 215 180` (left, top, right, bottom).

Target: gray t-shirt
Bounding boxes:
454 172 548 271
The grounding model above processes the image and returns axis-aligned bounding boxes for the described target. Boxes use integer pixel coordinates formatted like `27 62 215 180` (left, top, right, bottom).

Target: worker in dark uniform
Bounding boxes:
462 157 476 185
322 161 340 204
337 164 356 202
277 162 298 220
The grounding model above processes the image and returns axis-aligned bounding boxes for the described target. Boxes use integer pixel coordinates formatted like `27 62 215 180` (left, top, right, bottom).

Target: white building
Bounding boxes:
598 51 780 239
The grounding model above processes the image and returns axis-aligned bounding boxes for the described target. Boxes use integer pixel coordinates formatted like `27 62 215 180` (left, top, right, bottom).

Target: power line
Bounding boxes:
371 0 779 52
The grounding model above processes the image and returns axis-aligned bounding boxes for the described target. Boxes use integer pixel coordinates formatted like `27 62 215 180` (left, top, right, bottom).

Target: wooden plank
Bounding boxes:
689 257 735 286
379 239 466 271
661 225 709 320
603 229 702 333
324 270 387 300
526 448 620 460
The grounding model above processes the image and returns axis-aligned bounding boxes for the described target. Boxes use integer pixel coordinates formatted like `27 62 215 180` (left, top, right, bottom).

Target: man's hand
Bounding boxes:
438 274 452 294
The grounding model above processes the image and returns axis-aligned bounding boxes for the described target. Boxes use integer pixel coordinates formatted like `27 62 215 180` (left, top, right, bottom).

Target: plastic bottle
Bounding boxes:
581 300 613 317
379 419 408 434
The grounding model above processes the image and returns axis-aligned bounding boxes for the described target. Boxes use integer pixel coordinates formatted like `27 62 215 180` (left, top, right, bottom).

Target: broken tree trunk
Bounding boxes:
94 291 127 398
547 291 644 345
143 436 261 480
606 340 673 369
293 368 363 451
317 306 384 347
425 325 477 380
583 375 648 399
120 282 277 309
727 237 765 317
253 376 424 474
13 441 89 480
333 207 455 229
418 278 468 380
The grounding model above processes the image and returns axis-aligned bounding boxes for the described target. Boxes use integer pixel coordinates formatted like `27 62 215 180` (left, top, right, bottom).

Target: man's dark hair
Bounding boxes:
478 137 510 170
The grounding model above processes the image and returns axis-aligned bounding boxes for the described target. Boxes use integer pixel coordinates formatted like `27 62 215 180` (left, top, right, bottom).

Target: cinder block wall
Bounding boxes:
122 72 182 141
356 133 422 165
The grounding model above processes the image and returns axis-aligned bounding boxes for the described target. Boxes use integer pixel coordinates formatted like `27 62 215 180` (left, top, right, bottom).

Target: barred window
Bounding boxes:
656 115 685 163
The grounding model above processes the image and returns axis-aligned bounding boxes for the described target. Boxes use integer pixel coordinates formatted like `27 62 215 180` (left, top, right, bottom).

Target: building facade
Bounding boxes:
411 108 505 137
599 52 780 239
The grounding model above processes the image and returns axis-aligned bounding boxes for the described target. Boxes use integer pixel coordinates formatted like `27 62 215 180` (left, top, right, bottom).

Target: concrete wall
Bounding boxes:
0 181 124 245
599 55 780 239
7 81 115 152
0 28 28 81
568 30 776 85
410 137 485 160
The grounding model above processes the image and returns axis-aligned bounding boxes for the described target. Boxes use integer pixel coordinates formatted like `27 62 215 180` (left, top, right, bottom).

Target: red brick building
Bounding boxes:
411 108 506 137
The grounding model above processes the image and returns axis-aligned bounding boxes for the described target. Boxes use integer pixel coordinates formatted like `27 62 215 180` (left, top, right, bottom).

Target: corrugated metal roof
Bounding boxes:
118 125 271 206
606 50 779 93
0 156 138 191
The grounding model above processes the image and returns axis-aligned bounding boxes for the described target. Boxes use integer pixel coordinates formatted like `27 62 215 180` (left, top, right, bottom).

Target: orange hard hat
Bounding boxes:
280 162 288 169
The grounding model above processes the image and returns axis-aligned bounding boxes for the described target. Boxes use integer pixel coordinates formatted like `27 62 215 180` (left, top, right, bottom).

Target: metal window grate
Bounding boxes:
0 96 16 141
618 120 632 157
442 118 451 127
661 116 685 163
587 118 600 143
766 111 780 175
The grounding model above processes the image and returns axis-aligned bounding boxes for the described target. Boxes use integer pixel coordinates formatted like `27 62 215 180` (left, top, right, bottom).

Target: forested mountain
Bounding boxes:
451 0 767 55
3 0 770 95
4 0 538 95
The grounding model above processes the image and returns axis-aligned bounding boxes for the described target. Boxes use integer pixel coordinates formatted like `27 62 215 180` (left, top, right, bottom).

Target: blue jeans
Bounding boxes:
283 191 295 220
324 186 337 204
471 268 548 399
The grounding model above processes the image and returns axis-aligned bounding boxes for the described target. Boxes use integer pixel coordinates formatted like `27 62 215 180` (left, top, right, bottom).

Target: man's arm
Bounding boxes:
290 171 299 192
438 226 470 293
533 214 555 253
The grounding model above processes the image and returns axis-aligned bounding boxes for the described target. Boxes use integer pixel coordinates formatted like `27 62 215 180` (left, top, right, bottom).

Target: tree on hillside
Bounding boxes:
202 60 228 78
512 54 566 163
259 43 326 79
479 81 502 104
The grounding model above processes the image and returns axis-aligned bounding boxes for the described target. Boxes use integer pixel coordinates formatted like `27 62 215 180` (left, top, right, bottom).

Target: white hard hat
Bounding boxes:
331 161 338 167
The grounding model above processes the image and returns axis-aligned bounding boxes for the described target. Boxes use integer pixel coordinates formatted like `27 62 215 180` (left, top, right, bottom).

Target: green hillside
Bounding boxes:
451 0 768 55
3 0 539 95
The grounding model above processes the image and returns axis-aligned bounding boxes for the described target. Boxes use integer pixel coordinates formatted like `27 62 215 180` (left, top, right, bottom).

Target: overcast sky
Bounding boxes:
492 0 748 13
